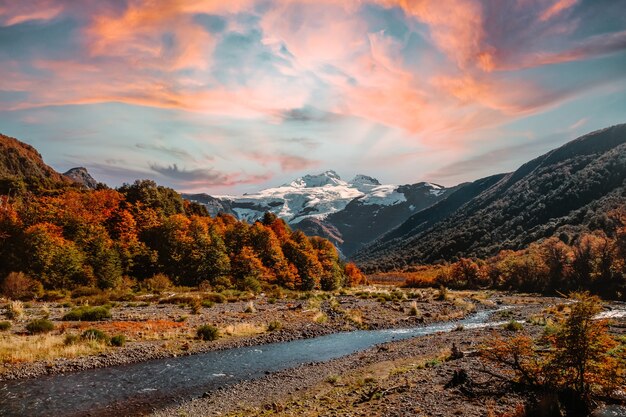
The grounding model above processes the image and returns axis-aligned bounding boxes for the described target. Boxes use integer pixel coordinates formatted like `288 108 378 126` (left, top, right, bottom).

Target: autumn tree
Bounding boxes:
344 262 366 286
481 293 624 406
21 223 87 289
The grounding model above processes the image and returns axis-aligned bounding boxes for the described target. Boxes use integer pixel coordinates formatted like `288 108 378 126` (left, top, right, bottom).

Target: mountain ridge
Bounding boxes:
354 123 626 271
184 171 455 255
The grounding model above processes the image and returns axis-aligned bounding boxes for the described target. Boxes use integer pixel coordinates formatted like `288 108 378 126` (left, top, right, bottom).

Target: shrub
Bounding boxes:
1 272 43 300
203 292 226 304
196 324 220 341
63 306 111 321
481 293 621 402
71 286 101 298
110 335 126 347
0 321 11 331
64 334 80 345
190 298 202 314
6 300 24 319
26 318 54 334
244 301 256 313
198 280 212 292
41 290 67 302
238 276 261 294
81 328 109 343
145 273 172 294
267 320 282 332
504 320 524 332
213 276 232 292
436 285 448 301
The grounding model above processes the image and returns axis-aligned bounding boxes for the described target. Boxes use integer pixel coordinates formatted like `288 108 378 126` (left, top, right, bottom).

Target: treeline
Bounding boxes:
400 207 626 300
0 180 365 298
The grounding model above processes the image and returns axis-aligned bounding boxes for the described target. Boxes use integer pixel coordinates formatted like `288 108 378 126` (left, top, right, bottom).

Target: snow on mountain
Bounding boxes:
186 171 446 225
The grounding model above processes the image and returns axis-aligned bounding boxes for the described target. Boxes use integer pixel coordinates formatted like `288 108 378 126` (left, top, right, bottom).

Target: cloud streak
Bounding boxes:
0 0 625 191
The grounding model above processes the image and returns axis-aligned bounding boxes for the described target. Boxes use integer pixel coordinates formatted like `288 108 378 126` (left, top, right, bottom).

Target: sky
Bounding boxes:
0 0 625 194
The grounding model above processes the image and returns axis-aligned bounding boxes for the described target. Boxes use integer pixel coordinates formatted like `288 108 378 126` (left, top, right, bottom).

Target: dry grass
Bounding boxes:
87 320 187 341
221 322 266 337
0 333 106 364
6 300 24 319
313 311 328 324
453 298 476 312
344 309 363 325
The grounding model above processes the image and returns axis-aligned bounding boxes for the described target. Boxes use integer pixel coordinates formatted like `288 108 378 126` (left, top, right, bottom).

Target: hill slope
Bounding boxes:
0 134 68 191
354 124 626 271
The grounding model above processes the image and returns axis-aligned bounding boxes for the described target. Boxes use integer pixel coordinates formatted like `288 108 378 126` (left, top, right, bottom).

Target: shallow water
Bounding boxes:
0 309 502 417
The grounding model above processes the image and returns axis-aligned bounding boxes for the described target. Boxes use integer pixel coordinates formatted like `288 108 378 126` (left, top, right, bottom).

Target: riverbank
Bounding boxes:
152 298 626 417
0 287 500 381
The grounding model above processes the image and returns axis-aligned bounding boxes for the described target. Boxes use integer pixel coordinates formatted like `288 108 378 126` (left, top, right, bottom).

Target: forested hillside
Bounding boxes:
0 134 70 194
355 124 626 273
0 136 363 296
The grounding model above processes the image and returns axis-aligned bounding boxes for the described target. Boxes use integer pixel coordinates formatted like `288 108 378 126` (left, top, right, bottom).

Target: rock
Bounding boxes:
591 405 626 417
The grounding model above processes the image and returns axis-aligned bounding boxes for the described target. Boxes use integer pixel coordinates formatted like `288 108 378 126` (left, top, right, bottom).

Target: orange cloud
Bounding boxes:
540 0 577 22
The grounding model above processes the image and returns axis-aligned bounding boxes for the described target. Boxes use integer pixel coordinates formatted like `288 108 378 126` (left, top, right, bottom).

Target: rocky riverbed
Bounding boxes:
0 288 500 380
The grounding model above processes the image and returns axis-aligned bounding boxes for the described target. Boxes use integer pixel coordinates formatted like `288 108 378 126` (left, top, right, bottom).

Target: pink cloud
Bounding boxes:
243 151 320 172
540 0 577 22
0 0 64 26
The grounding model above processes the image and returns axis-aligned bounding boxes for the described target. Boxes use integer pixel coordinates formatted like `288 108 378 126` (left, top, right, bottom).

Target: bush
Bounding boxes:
64 334 80 345
6 300 24 319
63 306 111 321
238 276 261 294
81 328 109 342
504 320 524 332
0 321 11 331
26 318 55 334
213 276 232 292
190 298 202 314
482 293 621 402
145 274 172 294
196 324 220 341
203 292 226 304
243 301 256 313
41 290 67 302
267 320 282 332
110 334 126 347
71 286 101 298
1 272 43 300
436 285 448 301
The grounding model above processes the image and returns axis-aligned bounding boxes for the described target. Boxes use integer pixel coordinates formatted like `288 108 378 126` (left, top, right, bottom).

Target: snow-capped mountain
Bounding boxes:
183 170 454 255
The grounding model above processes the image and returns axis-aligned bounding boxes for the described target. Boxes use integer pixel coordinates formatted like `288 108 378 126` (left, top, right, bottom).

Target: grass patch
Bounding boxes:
26 319 54 334
196 324 220 341
0 333 106 364
313 311 328 324
222 322 265 337
267 320 282 332
110 335 126 347
0 321 11 331
81 328 109 342
503 320 524 332
63 306 111 321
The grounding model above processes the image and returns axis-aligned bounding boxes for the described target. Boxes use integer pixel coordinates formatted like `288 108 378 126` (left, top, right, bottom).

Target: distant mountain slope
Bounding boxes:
354 124 626 271
294 181 459 255
63 167 99 189
184 171 454 255
0 134 67 183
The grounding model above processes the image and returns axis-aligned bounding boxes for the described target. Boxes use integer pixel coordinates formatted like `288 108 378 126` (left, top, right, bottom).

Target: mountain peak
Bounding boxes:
63 167 98 189
350 174 381 186
288 170 345 188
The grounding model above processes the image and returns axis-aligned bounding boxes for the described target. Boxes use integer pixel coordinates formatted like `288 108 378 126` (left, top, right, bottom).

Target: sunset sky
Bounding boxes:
1 0 625 193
